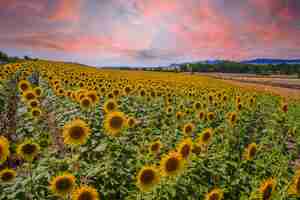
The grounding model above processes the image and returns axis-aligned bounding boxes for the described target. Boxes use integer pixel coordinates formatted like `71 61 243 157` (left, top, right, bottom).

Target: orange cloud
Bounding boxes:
48 0 81 22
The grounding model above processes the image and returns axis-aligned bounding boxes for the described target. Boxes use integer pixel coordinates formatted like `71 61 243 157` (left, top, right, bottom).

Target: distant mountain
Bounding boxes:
241 58 300 65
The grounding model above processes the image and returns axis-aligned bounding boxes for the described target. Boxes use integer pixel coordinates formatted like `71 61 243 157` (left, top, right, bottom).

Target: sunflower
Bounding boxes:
136 166 160 192
63 118 91 146
18 80 31 92
72 185 99 200
288 169 300 197
166 106 173 115
243 143 257 161
86 90 99 105
281 103 288 113
80 96 93 109
33 87 42 97
0 168 16 183
104 111 126 136
126 117 136 128
160 151 184 177
31 107 42 118
149 140 162 154
198 111 206 121
22 90 36 102
183 123 194 135
0 136 10 164
28 99 40 108
17 141 40 162
103 99 118 113
205 188 224 200
193 101 202 110
50 173 76 197
176 112 184 120
176 138 193 159
227 112 238 126
207 112 215 121
192 143 202 155
258 178 276 200
197 128 213 146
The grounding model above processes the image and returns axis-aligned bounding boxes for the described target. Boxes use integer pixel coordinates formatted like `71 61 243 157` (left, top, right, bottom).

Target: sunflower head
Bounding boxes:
33 87 42 97
136 166 160 192
0 168 16 183
198 111 206 120
183 123 194 135
176 112 184 120
22 90 36 102
63 118 91 146
72 185 99 200
28 99 40 108
104 111 126 136
18 80 31 92
207 112 215 121
244 143 257 161
205 188 224 200
31 107 42 118
17 141 40 162
126 117 136 128
149 140 162 154
193 102 201 110
86 90 99 104
160 151 184 177
50 173 76 197
259 178 276 200
103 99 118 113
281 103 288 113
197 128 213 146
177 138 193 159
80 97 93 109
0 136 10 164
227 112 238 126
288 170 300 197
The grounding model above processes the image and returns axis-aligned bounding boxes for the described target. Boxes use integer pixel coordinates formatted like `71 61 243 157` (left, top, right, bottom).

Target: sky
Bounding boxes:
0 0 300 66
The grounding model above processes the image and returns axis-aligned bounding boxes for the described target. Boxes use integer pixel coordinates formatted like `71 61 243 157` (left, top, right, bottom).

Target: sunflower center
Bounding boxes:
88 94 97 102
32 110 41 116
22 144 37 154
128 119 134 127
109 116 123 129
185 126 192 134
55 178 73 191
231 115 236 122
180 144 191 158
202 133 211 142
107 102 115 110
296 178 300 192
263 185 273 200
166 157 179 172
0 146 3 155
78 191 93 200
209 193 219 200
26 93 35 100
69 126 85 139
249 147 256 158
140 169 155 184
1 172 14 182
82 99 91 107
35 89 41 95
151 143 160 152
30 101 38 107
20 83 29 91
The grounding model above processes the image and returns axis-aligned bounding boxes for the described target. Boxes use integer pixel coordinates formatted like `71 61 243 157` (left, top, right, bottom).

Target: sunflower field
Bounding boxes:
0 61 300 200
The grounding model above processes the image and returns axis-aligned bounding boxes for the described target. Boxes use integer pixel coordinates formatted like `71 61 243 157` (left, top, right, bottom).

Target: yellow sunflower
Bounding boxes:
18 80 31 92
28 99 40 108
50 173 76 197
149 140 162 155
17 141 40 162
175 112 184 120
205 188 224 200
126 117 136 128
288 169 300 197
72 185 99 200
22 90 36 102
86 90 99 105
258 178 276 200
104 111 126 136
0 136 10 164
183 123 195 135
31 107 42 118
0 168 16 183
136 166 160 192
80 96 93 109
33 87 42 97
176 138 193 159
207 112 215 121
160 151 185 177
103 99 118 113
197 128 214 146
198 111 206 121
63 119 91 146
243 143 257 161
227 112 238 126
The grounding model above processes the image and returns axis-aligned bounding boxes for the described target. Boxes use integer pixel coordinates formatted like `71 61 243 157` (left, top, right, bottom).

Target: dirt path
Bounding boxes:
220 79 300 100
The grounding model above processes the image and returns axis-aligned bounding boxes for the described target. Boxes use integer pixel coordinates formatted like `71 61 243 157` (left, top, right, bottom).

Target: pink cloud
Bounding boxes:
48 0 81 22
